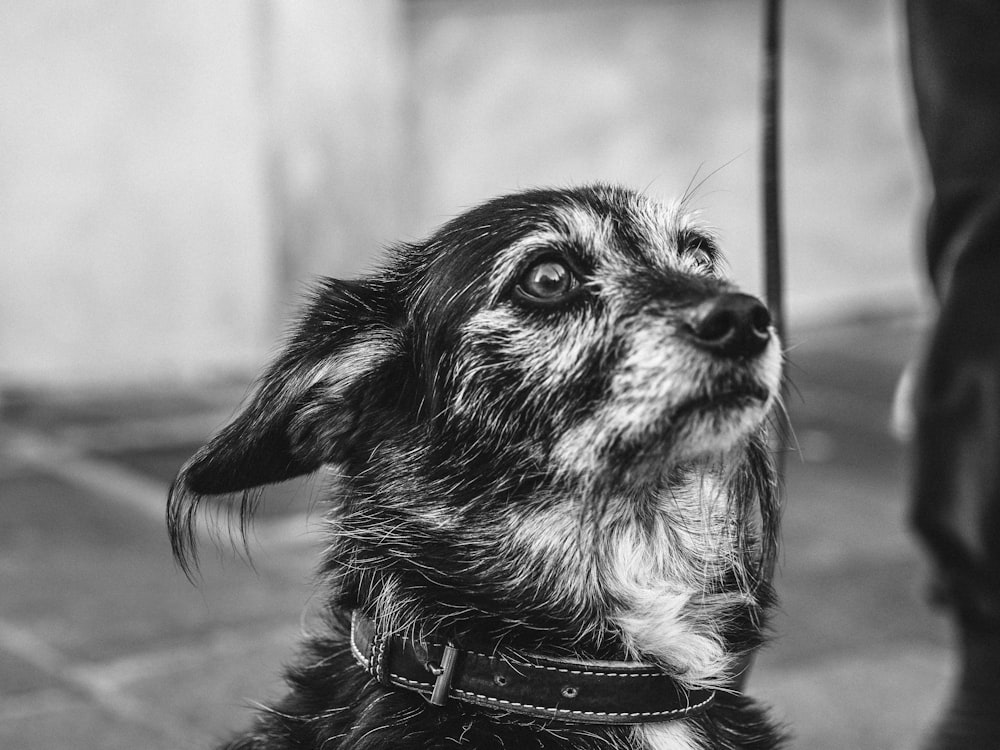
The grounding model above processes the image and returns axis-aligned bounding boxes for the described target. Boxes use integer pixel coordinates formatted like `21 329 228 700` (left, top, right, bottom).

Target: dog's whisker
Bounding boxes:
680 153 748 208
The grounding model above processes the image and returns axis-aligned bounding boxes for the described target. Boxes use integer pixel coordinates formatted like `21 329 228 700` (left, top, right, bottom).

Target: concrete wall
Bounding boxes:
0 0 927 388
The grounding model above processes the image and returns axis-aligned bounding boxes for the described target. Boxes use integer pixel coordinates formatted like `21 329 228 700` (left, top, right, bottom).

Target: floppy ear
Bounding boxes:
168 278 401 572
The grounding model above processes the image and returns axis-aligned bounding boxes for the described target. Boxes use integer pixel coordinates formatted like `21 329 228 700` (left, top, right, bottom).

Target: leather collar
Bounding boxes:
349 610 715 725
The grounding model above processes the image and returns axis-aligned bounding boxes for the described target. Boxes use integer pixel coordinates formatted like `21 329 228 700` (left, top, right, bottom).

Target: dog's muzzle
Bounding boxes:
350 611 716 724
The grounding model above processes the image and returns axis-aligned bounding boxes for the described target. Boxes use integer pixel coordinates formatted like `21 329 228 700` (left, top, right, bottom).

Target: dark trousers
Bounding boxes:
907 0 1000 631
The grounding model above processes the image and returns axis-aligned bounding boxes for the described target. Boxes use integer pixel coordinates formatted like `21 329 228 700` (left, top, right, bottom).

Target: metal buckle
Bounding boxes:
425 644 460 706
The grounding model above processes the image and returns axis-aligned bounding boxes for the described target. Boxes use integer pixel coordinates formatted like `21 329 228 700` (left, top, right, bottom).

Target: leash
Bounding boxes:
726 0 787 694
762 0 785 345
350 611 716 725
762 0 788 490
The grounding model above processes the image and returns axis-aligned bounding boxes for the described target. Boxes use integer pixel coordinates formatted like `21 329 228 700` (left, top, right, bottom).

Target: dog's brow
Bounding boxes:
629 204 719 272
490 230 566 273
484 214 610 303
552 204 613 249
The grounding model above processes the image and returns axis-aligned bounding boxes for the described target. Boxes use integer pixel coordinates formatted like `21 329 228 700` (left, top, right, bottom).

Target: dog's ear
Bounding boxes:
168 278 401 573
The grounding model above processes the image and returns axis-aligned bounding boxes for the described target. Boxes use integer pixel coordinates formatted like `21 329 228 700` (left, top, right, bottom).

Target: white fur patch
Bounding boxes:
634 720 706 750
603 473 745 689
502 471 750 689
309 328 400 396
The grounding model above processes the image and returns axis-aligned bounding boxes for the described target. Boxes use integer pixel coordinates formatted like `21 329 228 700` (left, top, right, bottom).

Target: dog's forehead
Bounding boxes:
553 191 700 264
481 188 714 288
408 187 716 319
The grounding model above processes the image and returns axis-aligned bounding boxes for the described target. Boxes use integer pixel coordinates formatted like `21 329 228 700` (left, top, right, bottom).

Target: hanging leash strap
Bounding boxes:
350 611 716 725
727 0 786 695
762 0 789 506
762 0 785 345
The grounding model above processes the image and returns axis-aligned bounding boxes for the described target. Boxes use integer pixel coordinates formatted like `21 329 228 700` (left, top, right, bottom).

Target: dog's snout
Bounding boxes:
686 293 772 358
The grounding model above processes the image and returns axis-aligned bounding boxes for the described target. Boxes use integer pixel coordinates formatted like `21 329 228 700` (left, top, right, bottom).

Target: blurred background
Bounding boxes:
1 1 949 748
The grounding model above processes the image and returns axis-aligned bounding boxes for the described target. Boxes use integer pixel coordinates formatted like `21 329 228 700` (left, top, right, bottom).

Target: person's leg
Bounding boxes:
907 2 1000 747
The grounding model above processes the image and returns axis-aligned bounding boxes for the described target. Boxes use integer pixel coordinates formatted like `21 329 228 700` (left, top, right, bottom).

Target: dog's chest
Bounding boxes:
603 484 739 688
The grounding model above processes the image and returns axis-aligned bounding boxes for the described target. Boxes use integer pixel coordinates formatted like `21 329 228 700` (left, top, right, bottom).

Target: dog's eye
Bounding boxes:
683 233 719 271
515 258 580 305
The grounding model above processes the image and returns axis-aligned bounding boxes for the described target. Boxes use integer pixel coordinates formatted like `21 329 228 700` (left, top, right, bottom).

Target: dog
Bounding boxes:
169 184 786 750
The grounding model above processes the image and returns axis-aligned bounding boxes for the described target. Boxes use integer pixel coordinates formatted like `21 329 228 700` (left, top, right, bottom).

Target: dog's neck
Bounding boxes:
503 473 759 689
328 463 767 694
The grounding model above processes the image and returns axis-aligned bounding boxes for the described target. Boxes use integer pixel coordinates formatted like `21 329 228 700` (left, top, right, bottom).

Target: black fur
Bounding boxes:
169 184 786 749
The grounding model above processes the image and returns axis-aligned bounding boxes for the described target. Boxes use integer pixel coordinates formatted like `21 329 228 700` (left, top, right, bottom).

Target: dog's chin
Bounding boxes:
639 389 773 472
552 387 775 491
668 389 772 456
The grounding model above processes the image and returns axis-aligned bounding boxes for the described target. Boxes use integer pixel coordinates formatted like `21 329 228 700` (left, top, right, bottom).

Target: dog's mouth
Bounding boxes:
670 384 772 423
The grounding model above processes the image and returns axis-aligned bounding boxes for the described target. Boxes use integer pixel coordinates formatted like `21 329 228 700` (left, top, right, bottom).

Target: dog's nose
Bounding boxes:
686 293 772 358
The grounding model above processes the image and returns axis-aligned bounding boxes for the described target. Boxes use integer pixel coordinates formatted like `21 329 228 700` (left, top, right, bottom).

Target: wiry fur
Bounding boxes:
168 184 786 749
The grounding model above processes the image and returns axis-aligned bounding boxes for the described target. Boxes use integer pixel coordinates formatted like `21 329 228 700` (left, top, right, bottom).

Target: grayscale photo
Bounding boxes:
2 2 995 749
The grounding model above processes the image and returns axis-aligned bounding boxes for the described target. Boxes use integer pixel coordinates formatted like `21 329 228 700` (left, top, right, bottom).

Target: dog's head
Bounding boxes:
169 184 782 669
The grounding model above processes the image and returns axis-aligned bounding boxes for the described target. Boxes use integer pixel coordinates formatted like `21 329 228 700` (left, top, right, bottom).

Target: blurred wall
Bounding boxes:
404 0 926 322
265 1 404 286
0 0 926 388
1 1 274 385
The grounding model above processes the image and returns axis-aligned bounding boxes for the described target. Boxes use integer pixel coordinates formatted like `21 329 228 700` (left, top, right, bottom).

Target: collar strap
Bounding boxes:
349 610 715 725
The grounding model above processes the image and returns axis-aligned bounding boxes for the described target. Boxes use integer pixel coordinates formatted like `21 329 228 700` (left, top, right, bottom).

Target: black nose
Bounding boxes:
687 293 772 358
